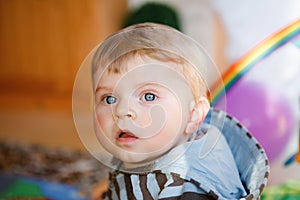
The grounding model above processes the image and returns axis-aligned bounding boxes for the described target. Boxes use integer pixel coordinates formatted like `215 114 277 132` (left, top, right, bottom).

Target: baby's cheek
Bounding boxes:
95 108 113 128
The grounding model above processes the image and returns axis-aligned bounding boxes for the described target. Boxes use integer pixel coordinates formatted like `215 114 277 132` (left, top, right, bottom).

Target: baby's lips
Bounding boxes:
116 126 155 141
116 129 139 144
117 129 138 139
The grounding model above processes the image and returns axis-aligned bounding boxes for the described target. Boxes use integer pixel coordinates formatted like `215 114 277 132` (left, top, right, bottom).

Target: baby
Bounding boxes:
91 23 246 199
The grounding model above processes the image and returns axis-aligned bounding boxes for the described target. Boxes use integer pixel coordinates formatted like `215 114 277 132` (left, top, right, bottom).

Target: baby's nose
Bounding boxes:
114 100 136 120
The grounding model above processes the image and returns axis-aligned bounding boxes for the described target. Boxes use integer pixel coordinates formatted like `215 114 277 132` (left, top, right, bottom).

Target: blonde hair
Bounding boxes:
92 23 208 100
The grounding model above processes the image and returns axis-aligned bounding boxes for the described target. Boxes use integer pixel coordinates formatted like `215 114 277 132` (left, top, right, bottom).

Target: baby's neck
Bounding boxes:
121 159 157 173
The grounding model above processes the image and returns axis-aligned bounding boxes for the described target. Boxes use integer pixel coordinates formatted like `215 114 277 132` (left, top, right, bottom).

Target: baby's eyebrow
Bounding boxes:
95 86 112 93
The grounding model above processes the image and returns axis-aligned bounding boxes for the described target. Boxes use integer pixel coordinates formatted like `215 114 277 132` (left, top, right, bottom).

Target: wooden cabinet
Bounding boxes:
0 0 127 108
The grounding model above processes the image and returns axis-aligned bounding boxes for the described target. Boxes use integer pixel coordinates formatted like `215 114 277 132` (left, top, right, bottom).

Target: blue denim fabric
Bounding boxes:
203 108 270 199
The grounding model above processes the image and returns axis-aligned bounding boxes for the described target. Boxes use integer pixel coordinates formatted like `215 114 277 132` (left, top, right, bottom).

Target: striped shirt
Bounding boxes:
103 170 216 200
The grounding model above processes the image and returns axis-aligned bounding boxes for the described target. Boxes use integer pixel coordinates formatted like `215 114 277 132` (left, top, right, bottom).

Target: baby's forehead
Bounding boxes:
97 59 188 83
93 53 187 82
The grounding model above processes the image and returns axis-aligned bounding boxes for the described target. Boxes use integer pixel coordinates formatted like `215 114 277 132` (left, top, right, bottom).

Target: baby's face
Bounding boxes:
93 57 195 168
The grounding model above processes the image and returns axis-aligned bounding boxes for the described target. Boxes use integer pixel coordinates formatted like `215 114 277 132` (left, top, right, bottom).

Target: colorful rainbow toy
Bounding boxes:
209 18 300 165
210 18 300 105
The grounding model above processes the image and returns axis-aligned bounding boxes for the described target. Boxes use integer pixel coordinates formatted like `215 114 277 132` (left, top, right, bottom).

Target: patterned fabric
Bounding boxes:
102 108 270 200
103 170 215 200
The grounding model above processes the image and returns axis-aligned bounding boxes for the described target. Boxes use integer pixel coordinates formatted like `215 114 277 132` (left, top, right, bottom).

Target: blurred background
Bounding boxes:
0 0 127 150
0 0 300 199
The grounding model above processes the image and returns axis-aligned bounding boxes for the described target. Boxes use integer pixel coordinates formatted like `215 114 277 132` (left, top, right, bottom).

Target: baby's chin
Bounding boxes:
115 150 166 169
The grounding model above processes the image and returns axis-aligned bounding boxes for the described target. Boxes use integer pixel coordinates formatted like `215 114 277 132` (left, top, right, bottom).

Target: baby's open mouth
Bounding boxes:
117 131 138 142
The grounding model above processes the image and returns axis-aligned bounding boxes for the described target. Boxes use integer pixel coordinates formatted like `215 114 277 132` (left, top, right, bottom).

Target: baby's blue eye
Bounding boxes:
103 96 117 104
143 93 157 101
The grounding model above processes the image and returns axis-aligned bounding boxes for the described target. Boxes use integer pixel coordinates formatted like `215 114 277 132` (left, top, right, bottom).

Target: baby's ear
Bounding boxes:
185 97 210 135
